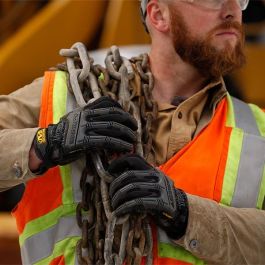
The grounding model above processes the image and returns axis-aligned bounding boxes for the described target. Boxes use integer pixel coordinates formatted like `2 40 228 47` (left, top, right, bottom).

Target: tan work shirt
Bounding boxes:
0 77 264 264
147 80 226 166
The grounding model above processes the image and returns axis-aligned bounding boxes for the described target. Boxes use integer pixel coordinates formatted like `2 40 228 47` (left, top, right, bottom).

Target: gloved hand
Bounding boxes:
108 154 189 240
33 96 138 174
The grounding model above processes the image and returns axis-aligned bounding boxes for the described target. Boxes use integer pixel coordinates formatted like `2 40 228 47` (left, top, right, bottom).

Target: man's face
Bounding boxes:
168 0 246 79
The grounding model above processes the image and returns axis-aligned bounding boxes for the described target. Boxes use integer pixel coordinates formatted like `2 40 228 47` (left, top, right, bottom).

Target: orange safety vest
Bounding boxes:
12 71 265 265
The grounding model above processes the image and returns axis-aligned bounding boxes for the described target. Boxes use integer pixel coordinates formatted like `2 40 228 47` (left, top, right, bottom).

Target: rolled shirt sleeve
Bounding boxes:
175 194 265 265
0 77 43 190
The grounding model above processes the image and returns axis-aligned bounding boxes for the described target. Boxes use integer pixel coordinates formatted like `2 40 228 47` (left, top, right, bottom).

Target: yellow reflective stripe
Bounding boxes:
60 164 75 204
225 94 236 128
53 71 74 205
220 128 244 206
21 216 80 264
232 102 265 209
158 242 205 265
19 203 77 247
158 228 205 264
35 236 80 265
53 71 68 124
249 104 265 137
257 166 265 209
19 71 79 264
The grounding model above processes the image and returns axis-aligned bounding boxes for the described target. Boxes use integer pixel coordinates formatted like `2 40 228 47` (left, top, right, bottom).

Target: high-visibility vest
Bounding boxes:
12 71 265 265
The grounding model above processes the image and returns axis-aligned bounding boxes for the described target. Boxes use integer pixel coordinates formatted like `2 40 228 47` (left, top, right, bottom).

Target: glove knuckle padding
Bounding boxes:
108 153 151 175
110 170 157 197
111 182 159 208
83 96 137 130
115 200 143 216
115 198 146 215
84 107 137 131
103 136 133 151
75 134 132 152
85 121 136 142
108 154 189 240
115 197 160 216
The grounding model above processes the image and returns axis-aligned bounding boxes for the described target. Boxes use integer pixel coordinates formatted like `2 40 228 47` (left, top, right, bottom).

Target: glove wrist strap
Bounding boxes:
164 189 189 240
33 128 56 175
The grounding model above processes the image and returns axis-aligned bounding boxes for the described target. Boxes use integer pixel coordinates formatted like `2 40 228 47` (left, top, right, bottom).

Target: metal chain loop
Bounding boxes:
58 43 157 264
76 155 95 264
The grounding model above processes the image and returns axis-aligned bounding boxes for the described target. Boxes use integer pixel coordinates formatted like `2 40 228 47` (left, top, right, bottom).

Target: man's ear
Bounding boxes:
146 0 170 33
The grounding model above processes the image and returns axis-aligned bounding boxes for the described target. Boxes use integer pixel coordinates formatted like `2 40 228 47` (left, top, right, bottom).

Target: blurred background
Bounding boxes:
0 0 264 264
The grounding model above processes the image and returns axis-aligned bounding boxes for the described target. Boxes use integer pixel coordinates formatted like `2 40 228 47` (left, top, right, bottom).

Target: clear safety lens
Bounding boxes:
239 0 249 10
183 0 249 11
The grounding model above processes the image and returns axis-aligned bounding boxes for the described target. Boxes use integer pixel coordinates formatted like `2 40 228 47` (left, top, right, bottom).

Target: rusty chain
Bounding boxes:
59 42 157 265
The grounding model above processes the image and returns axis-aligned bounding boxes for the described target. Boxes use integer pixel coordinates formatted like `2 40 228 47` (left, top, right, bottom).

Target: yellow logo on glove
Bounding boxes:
37 129 46 144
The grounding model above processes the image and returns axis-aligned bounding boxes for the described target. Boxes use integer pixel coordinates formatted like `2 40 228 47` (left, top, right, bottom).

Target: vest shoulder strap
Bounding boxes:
230 96 261 136
229 95 265 209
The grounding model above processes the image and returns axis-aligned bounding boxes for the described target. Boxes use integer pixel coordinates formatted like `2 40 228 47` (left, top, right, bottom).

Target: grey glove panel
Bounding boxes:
82 107 138 130
76 135 134 152
109 169 158 197
81 121 137 142
111 182 161 208
114 197 165 216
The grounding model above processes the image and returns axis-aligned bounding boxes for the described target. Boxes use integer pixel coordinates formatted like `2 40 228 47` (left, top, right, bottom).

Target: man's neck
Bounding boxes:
149 44 207 104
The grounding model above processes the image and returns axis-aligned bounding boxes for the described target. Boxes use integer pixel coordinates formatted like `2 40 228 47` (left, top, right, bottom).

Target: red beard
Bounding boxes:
169 6 246 79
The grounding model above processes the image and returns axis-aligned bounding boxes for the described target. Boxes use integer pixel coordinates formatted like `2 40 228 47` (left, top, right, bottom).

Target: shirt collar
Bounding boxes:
156 78 225 111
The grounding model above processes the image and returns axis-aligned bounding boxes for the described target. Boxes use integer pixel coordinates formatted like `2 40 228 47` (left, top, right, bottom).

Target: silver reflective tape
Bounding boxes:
66 88 83 203
21 216 81 265
71 158 84 203
232 134 265 208
66 83 78 113
232 97 260 136
157 227 171 244
66 87 95 203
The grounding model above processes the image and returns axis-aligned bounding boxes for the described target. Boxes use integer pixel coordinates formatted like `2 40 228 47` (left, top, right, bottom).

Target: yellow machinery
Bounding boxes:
0 0 264 107
0 0 107 94
99 0 150 48
0 0 150 95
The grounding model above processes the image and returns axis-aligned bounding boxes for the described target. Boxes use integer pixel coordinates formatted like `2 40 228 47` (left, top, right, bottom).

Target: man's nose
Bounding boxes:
220 0 242 22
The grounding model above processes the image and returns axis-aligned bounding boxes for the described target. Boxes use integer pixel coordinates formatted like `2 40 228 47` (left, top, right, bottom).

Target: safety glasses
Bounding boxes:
181 0 250 11
140 0 249 21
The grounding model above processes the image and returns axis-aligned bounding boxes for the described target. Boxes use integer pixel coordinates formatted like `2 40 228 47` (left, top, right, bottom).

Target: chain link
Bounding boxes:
75 155 95 265
59 43 157 264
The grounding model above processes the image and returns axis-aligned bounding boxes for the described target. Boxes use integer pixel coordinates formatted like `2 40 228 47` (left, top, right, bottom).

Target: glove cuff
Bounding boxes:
164 189 189 240
33 128 56 175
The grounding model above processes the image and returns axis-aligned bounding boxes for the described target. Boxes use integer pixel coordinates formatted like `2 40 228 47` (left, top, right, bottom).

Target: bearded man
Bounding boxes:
0 0 264 264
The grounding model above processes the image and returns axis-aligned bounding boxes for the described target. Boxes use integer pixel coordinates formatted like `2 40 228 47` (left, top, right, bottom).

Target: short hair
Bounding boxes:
140 0 150 32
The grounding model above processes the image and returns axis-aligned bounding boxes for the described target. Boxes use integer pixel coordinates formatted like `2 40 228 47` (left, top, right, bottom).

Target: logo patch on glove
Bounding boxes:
37 129 46 144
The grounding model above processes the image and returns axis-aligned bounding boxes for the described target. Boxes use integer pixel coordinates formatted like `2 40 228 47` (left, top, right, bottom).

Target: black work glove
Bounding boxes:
108 154 189 240
33 96 138 174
